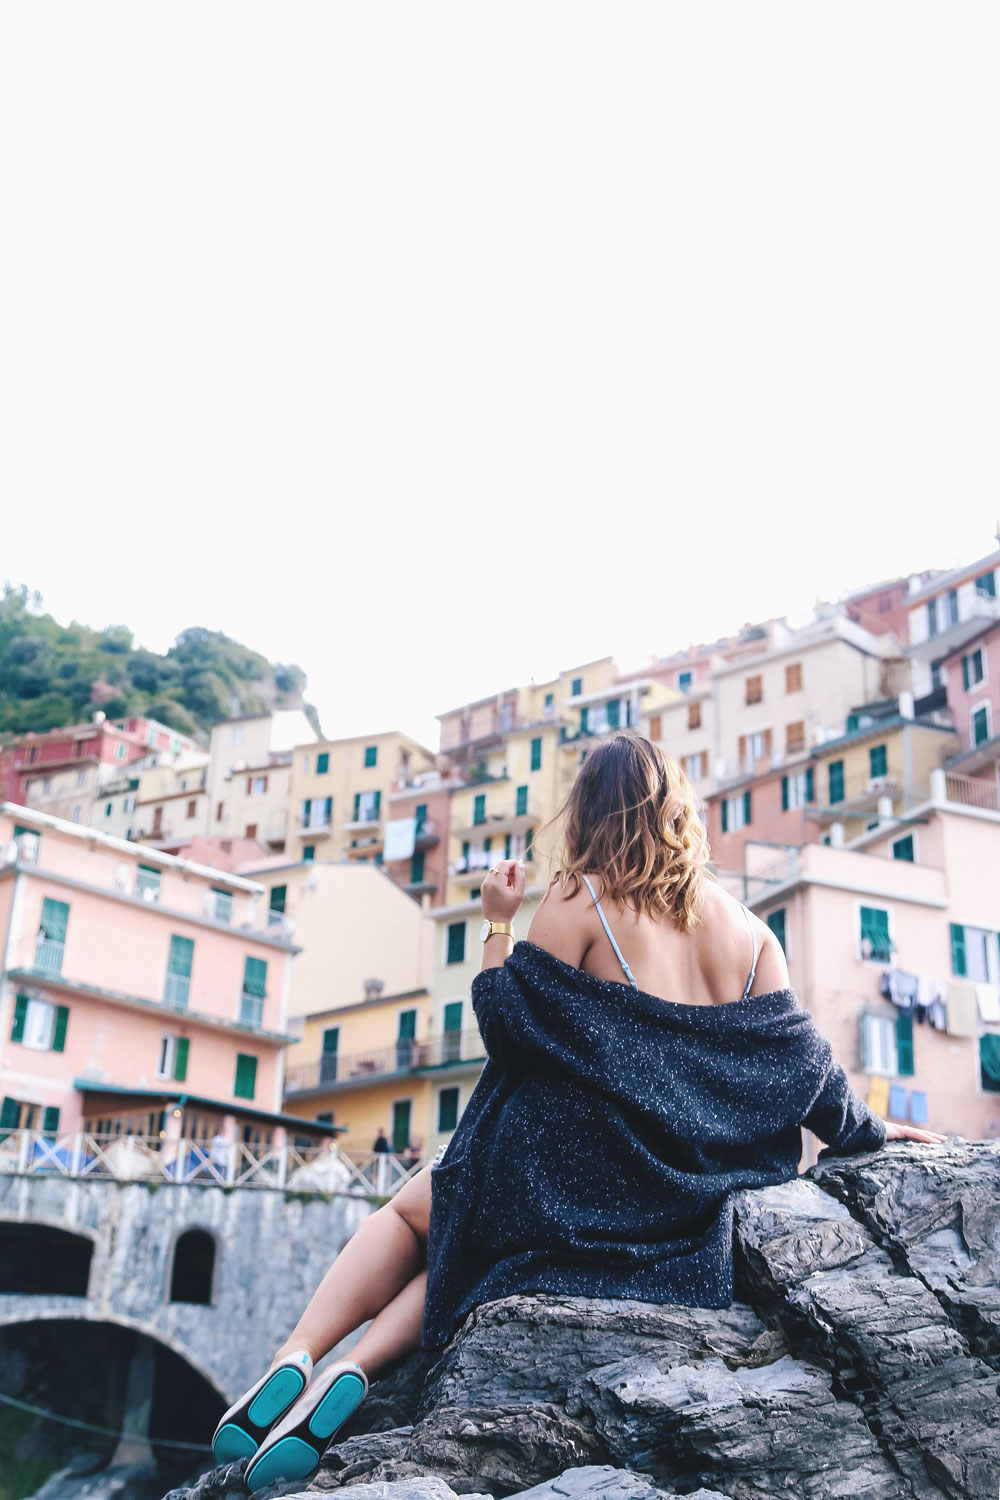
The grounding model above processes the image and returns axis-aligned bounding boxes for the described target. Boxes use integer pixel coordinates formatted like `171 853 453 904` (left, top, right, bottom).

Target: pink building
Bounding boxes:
939 618 1000 771
0 804 327 1151
0 714 200 806
721 778 1000 1153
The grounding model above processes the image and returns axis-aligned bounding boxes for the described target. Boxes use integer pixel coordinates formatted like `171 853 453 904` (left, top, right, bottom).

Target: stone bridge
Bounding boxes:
0 1170 374 1404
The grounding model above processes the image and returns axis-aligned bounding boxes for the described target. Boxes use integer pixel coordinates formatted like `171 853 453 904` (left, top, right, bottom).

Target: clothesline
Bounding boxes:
880 967 1000 1034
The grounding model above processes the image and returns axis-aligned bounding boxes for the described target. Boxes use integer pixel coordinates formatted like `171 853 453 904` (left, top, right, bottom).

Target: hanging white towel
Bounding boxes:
383 817 417 862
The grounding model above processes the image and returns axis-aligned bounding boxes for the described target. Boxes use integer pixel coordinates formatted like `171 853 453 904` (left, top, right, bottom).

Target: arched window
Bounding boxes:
0 1223 93 1296
168 1228 215 1305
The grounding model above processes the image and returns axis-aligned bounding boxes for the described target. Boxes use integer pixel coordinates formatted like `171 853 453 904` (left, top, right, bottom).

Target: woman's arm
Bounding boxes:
479 859 525 972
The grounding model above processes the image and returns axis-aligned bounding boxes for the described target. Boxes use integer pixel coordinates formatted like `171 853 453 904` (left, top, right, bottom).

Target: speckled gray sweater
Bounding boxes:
421 940 886 1352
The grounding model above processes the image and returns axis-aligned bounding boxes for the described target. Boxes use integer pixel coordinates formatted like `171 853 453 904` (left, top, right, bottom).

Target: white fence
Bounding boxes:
0 1130 423 1197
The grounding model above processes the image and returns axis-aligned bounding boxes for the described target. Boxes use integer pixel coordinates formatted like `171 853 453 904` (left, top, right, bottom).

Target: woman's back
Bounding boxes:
528 873 786 1007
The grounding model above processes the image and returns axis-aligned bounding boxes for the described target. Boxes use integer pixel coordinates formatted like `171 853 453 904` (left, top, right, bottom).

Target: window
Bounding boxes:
891 834 915 862
438 1086 460 1133
972 704 990 746
927 599 939 638
186 799 197 819
579 706 590 735
859 906 893 962
828 760 845 804
745 675 763 705
947 588 959 625
687 701 701 731
71 806 82 824
36 898 69 973
446 922 466 965
136 864 161 901
721 791 751 832
515 784 529 817
303 844 315 862
571 677 583 696
975 570 996 598
391 1099 412 1155
962 648 985 689
105 802 113 817
352 790 381 823
364 745 378 768
232 727 244 746
116 744 125 760
473 793 486 825
320 1027 339 1082
301 796 333 829
234 1053 257 1099
678 671 692 692
165 935 194 1009
979 1034 1000 1094
157 1033 189 1082
216 801 225 822
869 744 888 779
75 770 86 789
950 923 999 982
682 752 706 780
785 663 803 694
316 752 330 774
861 1013 897 1074
739 730 770 768
530 737 542 771
169 1228 215 1305
785 721 805 754
268 886 286 917
781 768 814 810
395 1008 417 1068
209 887 233 923
250 776 268 796
10 995 68 1052
766 908 786 953
544 691 554 710
42 779 52 795
410 851 426 884
647 714 662 740
241 957 268 1026
443 999 463 1061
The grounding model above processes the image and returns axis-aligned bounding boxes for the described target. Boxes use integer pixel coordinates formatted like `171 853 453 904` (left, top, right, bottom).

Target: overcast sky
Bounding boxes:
1 4 996 750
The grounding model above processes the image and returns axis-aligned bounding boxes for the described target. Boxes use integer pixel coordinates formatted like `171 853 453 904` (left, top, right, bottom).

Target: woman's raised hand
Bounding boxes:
481 858 526 922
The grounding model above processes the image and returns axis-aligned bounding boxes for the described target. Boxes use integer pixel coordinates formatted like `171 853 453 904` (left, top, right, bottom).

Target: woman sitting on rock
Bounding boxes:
217 730 944 1490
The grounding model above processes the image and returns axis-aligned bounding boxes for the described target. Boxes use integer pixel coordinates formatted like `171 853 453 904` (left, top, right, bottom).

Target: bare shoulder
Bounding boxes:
525 875 591 966
699 881 790 995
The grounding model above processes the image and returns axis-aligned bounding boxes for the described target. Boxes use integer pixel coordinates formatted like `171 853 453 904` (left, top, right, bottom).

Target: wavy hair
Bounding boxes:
538 729 712 931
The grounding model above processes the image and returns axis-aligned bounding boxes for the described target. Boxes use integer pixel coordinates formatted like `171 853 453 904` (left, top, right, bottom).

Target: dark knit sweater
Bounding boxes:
421 940 886 1352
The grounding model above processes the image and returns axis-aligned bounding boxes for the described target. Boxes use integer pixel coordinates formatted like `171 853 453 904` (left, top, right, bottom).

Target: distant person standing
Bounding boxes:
372 1128 391 1154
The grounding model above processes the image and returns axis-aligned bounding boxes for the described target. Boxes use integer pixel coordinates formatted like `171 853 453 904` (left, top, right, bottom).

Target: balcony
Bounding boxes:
163 972 190 1011
295 819 333 838
240 992 265 1028
451 805 535 841
33 938 65 976
940 769 1000 814
343 812 382 833
283 1027 486 1094
806 771 907 822
414 818 440 849
907 592 1000 661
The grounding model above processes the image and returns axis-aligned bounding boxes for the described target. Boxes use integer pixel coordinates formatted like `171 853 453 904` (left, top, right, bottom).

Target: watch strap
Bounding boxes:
483 920 514 941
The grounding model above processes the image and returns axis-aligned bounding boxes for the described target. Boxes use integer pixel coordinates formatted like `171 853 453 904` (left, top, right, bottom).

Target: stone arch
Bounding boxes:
163 1222 221 1307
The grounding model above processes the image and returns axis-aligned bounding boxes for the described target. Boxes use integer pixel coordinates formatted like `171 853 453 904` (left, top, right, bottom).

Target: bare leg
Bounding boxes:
272 1164 433 1374
349 1269 427 1381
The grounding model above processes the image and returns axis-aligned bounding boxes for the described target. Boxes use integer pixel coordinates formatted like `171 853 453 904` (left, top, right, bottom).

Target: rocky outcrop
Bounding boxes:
160 1142 1000 1500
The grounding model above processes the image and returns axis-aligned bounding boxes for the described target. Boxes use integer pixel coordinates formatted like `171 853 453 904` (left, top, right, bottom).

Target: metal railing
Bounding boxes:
163 972 190 1010
240 992 265 1027
943 771 1000 813
33 939 65 975
284 1026 486 1093
0 1130 425 1196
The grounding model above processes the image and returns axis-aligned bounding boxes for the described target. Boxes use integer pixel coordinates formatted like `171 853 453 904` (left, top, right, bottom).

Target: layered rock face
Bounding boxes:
162 1141 1000 1500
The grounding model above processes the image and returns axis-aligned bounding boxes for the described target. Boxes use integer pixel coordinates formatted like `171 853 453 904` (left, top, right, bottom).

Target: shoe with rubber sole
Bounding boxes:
211 1348 314 1465
244 1359 368 1491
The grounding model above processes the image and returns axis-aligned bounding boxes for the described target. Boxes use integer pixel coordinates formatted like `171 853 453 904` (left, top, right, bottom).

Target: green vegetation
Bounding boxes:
0 584 321 740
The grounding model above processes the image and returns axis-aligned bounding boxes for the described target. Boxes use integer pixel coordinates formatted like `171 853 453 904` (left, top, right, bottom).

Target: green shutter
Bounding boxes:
11 994 28 1043
13 824 33 840
174 1036 189 1082
353 792 361 820
365 745 377 768
962 656 970 691
438 1087 459 1132
443 1000 463 1032
525 827 533 860
234 1053 257 1099
606 699 620 729
766 909 786 953
981 1034 1000 1088
950 922 967 976
860 906 892 959
721 799 729 834
316 752 329 774
39 898 69 943
805 766 814 803
483 837 491 854
743 790 752 826
167 935 194 977
42 1106 60 1136
461 840 470 862
892 835 914 862
473 794 486 824
896 1014 914 1076
829 761 844 804
302 798 312 824
52 1006 69 1053
410 851 425 884
530 737 542 770
516 785 528 816
580 706 589 734
781 777 789 812
869 745 888 779
391 1099 411 1154
303 845 315 862
397 1009 417 1041
446 922 466 965
269 885 287 913
504 833 512 859
1 1097 19 1130
243 956 268 997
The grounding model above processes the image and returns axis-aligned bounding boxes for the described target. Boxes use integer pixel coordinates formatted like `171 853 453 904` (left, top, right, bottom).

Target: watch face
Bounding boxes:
479 919 491 941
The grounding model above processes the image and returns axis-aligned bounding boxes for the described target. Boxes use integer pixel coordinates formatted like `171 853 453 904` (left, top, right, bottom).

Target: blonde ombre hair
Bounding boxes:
539 729 712 931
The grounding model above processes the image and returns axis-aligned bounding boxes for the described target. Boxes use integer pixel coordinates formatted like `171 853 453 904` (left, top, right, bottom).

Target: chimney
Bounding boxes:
363 978 384 1001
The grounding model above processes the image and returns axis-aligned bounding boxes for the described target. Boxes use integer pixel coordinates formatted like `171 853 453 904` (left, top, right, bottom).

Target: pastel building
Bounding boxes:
286 731 436 867
724 774 1000 1149
904 546 1000 700
0 805 307 1149
133 755 212 853
939 617 1000 780
382 767 463 908
0 715 200 808
205 711 317 853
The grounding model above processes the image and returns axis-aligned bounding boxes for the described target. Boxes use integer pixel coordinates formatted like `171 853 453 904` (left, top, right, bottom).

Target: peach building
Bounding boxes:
904 545 1000 700
0 804 317 1149
720 774 1000 1152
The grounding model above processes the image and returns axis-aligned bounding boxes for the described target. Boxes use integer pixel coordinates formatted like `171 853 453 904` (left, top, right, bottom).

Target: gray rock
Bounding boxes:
312 1429 414 1488
501 1461 732 1498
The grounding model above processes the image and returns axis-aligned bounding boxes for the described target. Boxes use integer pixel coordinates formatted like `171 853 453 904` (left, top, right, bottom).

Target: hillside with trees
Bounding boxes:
0 584 321 741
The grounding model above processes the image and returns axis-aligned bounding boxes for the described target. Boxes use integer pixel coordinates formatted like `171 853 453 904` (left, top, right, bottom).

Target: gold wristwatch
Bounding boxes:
480 919 514 942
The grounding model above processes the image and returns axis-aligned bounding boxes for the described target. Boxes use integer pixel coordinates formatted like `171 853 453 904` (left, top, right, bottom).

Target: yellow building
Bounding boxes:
285 731 436 866
205 711 318 853
133 754 211 852
807 711 959 847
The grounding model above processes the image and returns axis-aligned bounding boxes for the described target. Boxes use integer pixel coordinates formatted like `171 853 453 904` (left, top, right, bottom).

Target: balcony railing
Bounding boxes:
240 992 265 1027
33 938 65 975
942 770 1000 813
284 1026 486 1093
164 972 190 1010
0 1131 425 1196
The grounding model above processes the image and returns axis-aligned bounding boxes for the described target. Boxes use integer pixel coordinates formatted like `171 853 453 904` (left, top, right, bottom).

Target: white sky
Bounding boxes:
1 4 997 751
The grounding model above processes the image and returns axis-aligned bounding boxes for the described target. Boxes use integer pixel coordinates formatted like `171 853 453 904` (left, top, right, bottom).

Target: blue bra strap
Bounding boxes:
740 902 759 999
582 875 639 990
